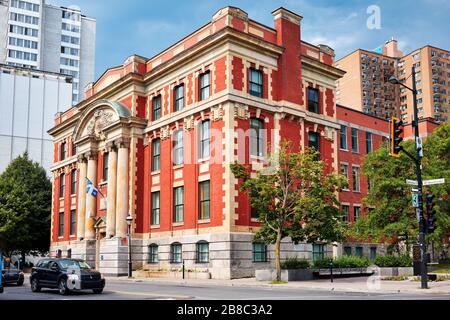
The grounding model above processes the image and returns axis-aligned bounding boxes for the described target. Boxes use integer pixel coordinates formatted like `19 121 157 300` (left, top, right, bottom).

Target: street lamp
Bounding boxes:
126 215 133 278
388 66 428 289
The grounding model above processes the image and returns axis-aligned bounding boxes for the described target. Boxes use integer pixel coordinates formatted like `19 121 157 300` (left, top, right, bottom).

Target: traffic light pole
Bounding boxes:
411 66 428 289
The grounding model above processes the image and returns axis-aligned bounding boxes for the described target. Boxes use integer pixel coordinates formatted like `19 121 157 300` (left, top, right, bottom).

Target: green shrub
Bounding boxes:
281 257 310 270
313 256 370 269
374 255 412 267
313 257 334 269
334 255 371 268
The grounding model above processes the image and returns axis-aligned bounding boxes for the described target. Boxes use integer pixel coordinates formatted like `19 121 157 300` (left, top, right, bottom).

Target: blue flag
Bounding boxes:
86 179 98 197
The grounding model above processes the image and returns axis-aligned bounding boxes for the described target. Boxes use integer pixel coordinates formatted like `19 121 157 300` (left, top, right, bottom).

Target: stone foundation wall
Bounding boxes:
51 232 334 279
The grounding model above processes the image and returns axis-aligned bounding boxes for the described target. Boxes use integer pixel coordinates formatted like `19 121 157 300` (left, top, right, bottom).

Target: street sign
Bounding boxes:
406 179 445 186
423 178 445 186
412 192 419 208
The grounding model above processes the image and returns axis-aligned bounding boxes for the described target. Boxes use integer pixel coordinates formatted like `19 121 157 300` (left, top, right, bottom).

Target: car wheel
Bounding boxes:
93 288 103 294
58 278 69 295
31 278 41 292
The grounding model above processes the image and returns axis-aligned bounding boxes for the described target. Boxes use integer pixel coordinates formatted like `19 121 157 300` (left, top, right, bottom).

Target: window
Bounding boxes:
352 166 360 192
342 205 349 222
59 174 65 198
72 143 77 156
70 210 76 236
308 132 320 160
199 71 210 101
370 247 377 260
148 244 159 263
196 241 209 263
344 247 352 256
351 128 358 153
173 187 184 223
368 177 374 193
249 68 263 97
252 243 268 262
340 164 349 190
58 212 64 237
340 126 347 150
70 170 77 195
199 120 210 159
173 130 184 166
174 84 184 112
170 243 182 263
312 244 325 262
354 206 361 221
152 139 160 172
366 132 373 153
60 142 67 160
308 87 320 113
250 118 264 157
199 181 210 220
151 192 160 225
103 153 109 181
152 95 161 121
355 247 363 257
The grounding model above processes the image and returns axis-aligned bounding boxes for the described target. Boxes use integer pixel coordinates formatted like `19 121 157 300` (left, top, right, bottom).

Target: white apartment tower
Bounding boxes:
0 0 96 105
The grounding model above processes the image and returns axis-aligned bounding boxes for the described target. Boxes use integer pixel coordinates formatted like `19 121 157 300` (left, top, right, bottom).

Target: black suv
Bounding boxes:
30 258 105 295
2 267 25 286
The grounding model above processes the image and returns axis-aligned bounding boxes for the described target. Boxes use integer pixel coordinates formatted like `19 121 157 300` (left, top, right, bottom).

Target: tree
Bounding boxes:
0 153 52 263
351 121 450 255
231 141 348 281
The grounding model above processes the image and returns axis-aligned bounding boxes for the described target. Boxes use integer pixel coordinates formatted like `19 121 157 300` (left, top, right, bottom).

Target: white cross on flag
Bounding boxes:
86 179 98 197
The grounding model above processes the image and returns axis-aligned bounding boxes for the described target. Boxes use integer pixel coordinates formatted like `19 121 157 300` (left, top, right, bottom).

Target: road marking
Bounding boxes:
110 290 192 299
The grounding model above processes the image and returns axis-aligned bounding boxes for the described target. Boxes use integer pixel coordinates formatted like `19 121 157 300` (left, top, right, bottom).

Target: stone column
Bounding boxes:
115 138 129 238
106 142 118 238
77 155 88 240
85 151 97 240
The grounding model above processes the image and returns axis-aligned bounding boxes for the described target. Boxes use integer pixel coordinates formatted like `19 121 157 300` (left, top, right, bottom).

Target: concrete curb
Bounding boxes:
104 276 450 295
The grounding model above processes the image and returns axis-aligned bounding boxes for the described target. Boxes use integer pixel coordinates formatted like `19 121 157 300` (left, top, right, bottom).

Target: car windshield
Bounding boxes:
58 260 92 270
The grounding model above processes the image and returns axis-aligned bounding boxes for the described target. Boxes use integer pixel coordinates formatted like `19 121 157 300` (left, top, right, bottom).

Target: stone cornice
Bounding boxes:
301 56 346 81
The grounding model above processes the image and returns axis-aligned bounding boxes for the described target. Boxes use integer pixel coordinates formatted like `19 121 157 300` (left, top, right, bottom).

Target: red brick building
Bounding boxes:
336 105 440 258
48 6 440 278
48 6 347 278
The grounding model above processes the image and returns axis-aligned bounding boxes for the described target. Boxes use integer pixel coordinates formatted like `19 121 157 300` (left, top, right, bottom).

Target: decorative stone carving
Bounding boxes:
160 125 171 140
323 127 335 141
211 105 224 122
86 151 98 161
116 138 130 149
77 153 88 163
234 103 249 120
106 141 118 152
85 109 117 140
184 116 194 131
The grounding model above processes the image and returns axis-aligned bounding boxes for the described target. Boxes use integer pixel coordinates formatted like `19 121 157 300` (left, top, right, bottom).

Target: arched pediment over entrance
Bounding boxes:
73 99 132 142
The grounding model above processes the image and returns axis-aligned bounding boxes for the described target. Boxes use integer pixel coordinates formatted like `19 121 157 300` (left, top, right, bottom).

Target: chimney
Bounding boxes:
272 7 303 104
383 38 404 58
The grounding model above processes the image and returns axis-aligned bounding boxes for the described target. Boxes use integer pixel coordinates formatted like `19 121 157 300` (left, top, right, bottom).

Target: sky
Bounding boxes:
50 0 450 80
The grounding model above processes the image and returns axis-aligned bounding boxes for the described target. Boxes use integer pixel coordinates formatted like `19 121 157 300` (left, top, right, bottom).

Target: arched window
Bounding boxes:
148 244 159 264
196 241 209 263
170 242 182 263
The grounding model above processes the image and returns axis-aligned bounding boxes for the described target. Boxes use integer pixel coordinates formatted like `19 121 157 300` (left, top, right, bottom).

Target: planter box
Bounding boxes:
255 269 314 282
377 267 413 277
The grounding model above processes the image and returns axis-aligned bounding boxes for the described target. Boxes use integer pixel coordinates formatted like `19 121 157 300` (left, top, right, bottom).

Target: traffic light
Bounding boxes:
390 117 404 157
426 194 437 233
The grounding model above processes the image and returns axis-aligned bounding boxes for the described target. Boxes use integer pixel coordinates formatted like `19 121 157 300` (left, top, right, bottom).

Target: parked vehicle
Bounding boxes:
1 268 24 286
30 258 105 295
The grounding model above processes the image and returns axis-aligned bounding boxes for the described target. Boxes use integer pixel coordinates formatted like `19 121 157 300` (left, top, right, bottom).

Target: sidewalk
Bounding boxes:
107 275 450 295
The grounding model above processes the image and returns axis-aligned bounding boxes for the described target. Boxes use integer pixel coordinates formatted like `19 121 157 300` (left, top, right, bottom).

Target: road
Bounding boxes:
1 278 450 300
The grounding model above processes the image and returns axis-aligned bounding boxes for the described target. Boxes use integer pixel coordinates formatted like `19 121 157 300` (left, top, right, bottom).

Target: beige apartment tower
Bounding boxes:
336 39 450 123
398 46 450 123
